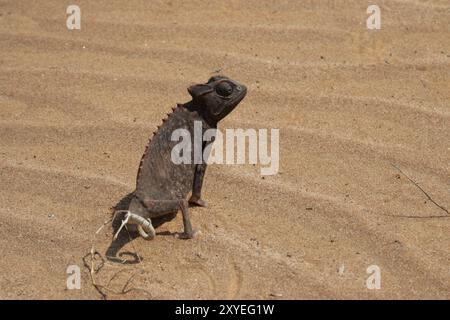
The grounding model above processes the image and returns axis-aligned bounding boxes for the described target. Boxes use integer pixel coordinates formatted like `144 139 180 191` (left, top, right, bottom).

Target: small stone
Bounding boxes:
338 265 345 275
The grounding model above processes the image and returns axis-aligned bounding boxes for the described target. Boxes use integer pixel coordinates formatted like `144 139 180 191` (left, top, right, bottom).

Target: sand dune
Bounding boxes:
0 0 449 299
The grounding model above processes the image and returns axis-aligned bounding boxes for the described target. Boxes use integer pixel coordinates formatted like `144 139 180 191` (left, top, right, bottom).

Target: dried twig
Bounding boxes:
392 164 449 217
82 249 107 299
83 214 152 300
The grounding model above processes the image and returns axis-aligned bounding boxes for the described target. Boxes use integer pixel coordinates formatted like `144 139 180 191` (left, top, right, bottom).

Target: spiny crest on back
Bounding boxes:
135 104 183 185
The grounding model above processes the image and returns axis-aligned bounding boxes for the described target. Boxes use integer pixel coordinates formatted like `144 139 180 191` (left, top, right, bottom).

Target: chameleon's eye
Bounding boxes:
215 82 233 97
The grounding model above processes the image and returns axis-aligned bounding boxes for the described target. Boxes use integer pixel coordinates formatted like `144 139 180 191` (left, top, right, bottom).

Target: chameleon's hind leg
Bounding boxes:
139 197 196 239
121 196 182 240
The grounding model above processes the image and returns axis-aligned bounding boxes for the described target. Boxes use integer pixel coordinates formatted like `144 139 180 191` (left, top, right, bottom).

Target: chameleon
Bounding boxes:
114 76 247 240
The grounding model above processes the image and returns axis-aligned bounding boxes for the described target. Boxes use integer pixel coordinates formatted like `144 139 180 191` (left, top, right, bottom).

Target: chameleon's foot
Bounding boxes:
188 196 207 207
175 230 200 240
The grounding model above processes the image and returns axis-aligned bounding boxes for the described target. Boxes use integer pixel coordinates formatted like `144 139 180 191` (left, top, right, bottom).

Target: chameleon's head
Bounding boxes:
188 76 247 123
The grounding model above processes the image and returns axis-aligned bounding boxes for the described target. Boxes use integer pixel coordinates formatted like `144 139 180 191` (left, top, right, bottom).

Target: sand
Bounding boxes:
0 0 449 299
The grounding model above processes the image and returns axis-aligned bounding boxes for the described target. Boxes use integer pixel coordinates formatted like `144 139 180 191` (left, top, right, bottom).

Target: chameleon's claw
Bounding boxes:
188 197 207 207
175 230 200 240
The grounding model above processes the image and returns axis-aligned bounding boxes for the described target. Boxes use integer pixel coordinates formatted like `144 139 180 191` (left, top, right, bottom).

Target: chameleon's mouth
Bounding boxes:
233 85 247 105
240 85 247 98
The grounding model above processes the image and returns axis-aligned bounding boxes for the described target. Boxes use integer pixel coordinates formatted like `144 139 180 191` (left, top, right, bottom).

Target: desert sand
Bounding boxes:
0 0 449 299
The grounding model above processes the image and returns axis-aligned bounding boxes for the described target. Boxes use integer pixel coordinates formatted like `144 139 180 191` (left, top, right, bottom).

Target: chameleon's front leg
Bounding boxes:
188 163 208 207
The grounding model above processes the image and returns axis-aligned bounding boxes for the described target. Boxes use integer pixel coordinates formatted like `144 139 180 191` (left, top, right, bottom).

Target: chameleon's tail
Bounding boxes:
114 210 155 241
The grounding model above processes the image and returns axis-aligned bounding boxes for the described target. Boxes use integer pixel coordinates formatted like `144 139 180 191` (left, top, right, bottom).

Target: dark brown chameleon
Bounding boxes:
115 76 247 240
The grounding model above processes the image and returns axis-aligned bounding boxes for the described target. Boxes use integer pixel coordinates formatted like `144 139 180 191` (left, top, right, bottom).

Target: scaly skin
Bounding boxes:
120 76 247 240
